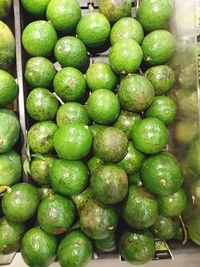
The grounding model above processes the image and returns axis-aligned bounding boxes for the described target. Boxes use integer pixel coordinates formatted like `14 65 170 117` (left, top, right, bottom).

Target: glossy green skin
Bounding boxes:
21 0 50 16
145 65 175 95
56 102 91 127
21 227 57 267
53 67 86 103
0 150 21 186
87 89 120 125
95 232 117 253
0 0 11 19
49 159 89 197
187 207 200 246
86 62 117 92
188 139 200 175
145 96 177 124
0 21 15 70
54 36 87 69
113 110 141 140
122 185 158 229
91 164 128 205
58 230 93 267
25 57 56 88
110 18 144 45
80 199 118 239
141 152 183 196
151 215 179 240
93 127 128 163
0 70 18 107
2 183 40 222
142 30 176 65
191 179 200 206
129 172 141 186
0 109 20 153
117 142 145 175
175 120 198 145
136 0 173 32
54 123 93 160
118 74 154 112
37 194 75 234
87 156 104 175
119 229 156 265
30 155 56 185
99 0 131 23
0 217 26 255
26 88 60 121
28 121 58 154
22 20 58 57
46 0 81 33
109 39 143 74
76 12 111 47
132 118 168 154
89 124 106 137
158 189 187 217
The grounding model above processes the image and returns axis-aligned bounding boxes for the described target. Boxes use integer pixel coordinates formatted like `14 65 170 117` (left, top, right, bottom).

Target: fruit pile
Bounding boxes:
0 0 198 266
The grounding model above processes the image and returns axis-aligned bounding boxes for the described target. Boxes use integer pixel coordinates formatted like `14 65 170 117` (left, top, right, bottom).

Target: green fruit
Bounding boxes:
122 185 158 229
94 127 128 163
0 109 20 153
89 124 106 137
174 121 198 145
158 189 187 217
21 0 50 16
24 57 56 88
28 121 58 154
0 70 18 107
72 187 93 213
132 118 168 154
54 123 93 160
87 89 120 125
118 74 154 112
151 215 179 240
76 12 110 47
49 159 89 197
0 150 21 186
136 0 173 32
117 142 145 175
110 18 144 45
37 194 75 234
57 230 93 267
99 0 131 23
187 139 200 175
129 172 141 186
0 217 26 255
30 155 56 185
53 67 86 102
0 21 15 70
95 232 117 253
142 30 176 65
26 88 60 121
119 229 156 265
22 20 58 56
46 0 81 33
38 187 54 200
54 36 87 69
56 102 90 127
2 183 40 222
113 110 142 140
0 0 12 19
191 179 200 206
87 156 104 175
145 65 175 95
21 227 57 267
145 96 177 124
91 164 128 205
86 62 117 92
80 199 118 239
187 207 200 245
141 152 183 196
109 39 143 74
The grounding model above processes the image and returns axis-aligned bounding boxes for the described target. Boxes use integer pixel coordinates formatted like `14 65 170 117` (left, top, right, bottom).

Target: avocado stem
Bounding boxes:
0 185 11 196
179 215 188 245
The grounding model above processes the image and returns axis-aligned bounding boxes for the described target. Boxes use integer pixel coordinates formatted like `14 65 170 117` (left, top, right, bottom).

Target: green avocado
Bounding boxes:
187 138 200 175
141 152 183 196
128 172 142 186
93 127 128 163
37 193 75 234
87 156 104 175
71 187 93 213
89 124 106 137
95 232 117 253
122 185 159 229
0 0 12 19
38 187 55 200
57 230 93 267
119 229 156 265
174 120 198 145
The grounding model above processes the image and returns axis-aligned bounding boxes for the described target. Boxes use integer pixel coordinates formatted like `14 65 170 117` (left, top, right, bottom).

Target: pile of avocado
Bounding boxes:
0 0 199 266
